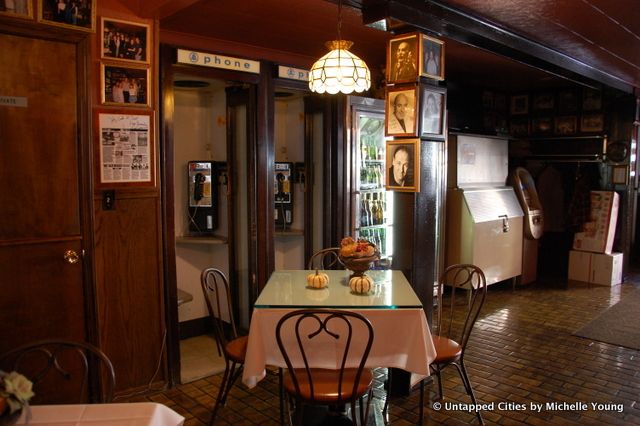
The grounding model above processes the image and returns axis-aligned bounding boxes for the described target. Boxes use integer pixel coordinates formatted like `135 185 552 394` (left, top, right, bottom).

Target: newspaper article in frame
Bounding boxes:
99 113 151 183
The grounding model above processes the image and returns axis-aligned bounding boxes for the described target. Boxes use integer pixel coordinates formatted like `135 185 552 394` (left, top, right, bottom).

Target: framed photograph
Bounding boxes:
420 86 446 139
386 139 420 192
532 92 555 112
95 109 155 187
611 165 628 185
509 117 529 137
494 93 507 112
0 0 32 19
419 34 445 81
582 88 602 111
581 113 604 133
387 33 419 83
385 85 418 137
38 0 95 32
510 94 529 115
555 116 577 135
558 89 579 114
101 64 150 107
101 17 150 64
531 117 553 135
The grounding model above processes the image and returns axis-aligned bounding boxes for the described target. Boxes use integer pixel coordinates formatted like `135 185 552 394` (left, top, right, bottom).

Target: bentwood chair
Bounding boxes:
0 339 116 404
276 309 374 426
307 247 342 270
200 267 248 425
428 264 487 424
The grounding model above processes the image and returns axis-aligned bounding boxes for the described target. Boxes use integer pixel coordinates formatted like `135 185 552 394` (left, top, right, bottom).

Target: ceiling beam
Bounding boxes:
362 0 633 94
133 0 201 19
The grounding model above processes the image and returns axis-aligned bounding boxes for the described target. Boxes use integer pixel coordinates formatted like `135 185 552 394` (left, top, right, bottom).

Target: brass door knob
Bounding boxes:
63 249 80 264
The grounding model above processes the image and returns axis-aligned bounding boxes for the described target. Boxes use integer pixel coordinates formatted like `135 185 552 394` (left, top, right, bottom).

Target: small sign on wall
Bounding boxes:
0 96 27 107
177 49 260 74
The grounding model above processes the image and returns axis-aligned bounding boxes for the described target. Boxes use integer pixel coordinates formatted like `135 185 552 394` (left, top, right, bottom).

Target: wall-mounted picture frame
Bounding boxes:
420 86 446 139
509 117 529 137
0 0 32 19
557 89 579 114
532 92 555 112
555 116 577 135
580 113 604 133
101 17 150 64
386 139 420 192
612 165 628 185
385 85 418 137
101 63 150 107
582 88 602 111
386 33 419 83
531 117 553 135
510 94 529 115
95 109 155 187
38 0 95 32
419 34 445 81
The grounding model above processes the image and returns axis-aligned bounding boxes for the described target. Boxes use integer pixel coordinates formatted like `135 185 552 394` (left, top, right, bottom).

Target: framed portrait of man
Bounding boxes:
386 33 419 83
419 34 445 80
385 85 418 137
420 86 446 139
386 139 420 192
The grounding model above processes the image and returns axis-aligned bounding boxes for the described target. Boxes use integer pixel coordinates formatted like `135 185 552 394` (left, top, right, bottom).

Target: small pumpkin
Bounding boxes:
306 270 329 289
349 275 374 294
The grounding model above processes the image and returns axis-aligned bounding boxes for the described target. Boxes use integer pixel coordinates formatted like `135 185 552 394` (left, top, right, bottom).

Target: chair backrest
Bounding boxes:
307 247 342 270
275 309 374 404
200 268 238 352
0 339 115 404
434 264 487 350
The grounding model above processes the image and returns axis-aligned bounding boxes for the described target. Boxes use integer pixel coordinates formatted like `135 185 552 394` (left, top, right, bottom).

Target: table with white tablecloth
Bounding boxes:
242 269 436 389
16 402 184 425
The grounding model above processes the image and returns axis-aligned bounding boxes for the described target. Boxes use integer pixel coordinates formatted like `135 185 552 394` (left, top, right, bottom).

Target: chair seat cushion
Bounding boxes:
433 335 462 363
225 335 248 362
283 368 374 403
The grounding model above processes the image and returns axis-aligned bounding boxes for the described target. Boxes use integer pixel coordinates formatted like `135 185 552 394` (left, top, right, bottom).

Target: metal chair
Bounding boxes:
0 339 115 404
427 263 487 424
306 247 342 270
275 309 374 426
200 267 247 425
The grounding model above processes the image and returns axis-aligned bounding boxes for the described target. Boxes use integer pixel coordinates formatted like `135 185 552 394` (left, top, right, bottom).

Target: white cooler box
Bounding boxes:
568 250 623 286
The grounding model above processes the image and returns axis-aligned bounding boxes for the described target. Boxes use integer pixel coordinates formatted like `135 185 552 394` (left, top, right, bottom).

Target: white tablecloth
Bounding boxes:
242 307 436 389
16 402 184 425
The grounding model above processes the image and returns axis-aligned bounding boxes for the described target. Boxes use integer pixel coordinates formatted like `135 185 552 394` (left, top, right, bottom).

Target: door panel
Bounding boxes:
0 34 86 354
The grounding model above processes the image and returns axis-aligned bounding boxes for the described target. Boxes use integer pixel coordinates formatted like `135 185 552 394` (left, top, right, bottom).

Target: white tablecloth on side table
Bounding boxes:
16 402 185 426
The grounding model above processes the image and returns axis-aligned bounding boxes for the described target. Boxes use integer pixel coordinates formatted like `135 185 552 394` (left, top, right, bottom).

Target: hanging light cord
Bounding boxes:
337 0 342 42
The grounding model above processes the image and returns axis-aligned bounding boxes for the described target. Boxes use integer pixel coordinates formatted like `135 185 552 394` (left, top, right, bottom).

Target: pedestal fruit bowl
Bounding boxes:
338 236 380 279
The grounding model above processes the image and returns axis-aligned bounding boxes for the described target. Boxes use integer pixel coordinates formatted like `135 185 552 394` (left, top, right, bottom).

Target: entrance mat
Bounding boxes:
574 290 640 351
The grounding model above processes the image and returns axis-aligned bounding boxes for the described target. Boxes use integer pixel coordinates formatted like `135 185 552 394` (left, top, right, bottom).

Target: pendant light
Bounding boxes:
309 0 371 94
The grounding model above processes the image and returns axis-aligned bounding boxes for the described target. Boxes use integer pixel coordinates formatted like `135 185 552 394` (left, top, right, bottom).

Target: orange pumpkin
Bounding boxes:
349 275 373 294
306 270 329 289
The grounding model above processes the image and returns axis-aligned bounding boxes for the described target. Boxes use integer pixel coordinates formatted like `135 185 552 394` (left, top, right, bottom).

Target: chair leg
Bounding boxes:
418 379 425 425
454 361 484 425
209 361 232 425
434 367 444 400
382 368 392 416
278 368 286 426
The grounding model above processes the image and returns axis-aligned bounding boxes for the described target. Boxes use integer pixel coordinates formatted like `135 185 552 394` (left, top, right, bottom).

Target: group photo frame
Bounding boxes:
0 0 32 18
101 17 150 64
419 34 445 80
38 0 96 32
420 85 446 139
101 63 150 107
386 139 420 192
385 85 418 137
386 33 419 84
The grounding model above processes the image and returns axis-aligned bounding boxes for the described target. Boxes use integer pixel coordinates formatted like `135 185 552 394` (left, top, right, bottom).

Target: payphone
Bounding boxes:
274 162 293 228
187 161 218 234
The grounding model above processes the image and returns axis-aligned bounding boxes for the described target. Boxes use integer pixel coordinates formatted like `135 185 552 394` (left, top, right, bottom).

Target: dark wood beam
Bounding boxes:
134 0 201 19
362 0 634 94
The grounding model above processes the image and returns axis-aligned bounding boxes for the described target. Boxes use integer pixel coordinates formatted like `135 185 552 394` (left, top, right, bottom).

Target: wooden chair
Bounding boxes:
427 263 487 424
275 309 374 426
306 247 342 270
200 267 248 425
0 339 115 404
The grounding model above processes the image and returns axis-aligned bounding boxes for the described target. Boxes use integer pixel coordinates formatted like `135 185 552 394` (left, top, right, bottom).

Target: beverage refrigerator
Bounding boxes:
347 96 394 268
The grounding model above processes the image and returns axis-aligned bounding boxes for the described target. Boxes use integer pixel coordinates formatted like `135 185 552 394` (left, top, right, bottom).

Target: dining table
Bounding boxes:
242 269 437 390
14 402 185 425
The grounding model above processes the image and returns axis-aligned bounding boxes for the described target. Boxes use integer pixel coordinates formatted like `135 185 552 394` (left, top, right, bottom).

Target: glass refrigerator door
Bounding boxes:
354 109 393 267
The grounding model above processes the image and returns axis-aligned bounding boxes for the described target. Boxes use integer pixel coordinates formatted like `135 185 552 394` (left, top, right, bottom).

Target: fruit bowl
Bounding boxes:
338 236 379 278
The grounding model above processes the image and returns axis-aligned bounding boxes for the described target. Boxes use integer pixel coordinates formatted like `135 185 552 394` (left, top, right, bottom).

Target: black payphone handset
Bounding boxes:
193 172 205 202
274 162 293 228
276 172 286 199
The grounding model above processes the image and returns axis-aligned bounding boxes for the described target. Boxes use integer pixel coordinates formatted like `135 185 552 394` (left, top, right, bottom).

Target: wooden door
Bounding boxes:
0 34 87 357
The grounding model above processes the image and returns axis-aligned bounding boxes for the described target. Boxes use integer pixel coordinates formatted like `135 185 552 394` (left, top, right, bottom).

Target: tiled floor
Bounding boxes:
128 275 640 425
